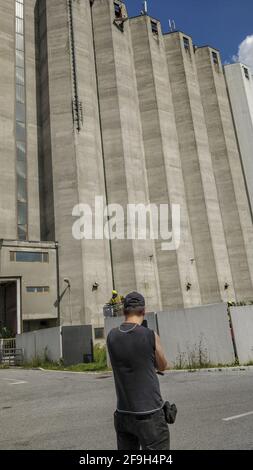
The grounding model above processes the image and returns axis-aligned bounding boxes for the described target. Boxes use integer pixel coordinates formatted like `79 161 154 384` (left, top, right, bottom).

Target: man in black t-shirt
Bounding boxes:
107 292 170 450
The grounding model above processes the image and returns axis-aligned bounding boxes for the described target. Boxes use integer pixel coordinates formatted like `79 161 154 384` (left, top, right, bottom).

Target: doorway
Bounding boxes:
0 279 21 336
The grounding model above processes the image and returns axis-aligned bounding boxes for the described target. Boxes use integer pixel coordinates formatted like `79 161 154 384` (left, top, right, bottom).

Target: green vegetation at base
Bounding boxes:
23 344 109 372
7 341 253 373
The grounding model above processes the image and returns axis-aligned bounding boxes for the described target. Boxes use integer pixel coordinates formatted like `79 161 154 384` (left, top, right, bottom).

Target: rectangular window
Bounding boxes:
17 159 26 179
16 18 24 35
244 67 250 80
16 66 25 85
16 2 24 19
16 33 24 51
26 287 50 293
183 36 190 53
17 225 27 240
10 251 49 263
16 102 26 122
151 20 158 36
16 84 25 103
114 2 122 18
17 175 27 202
16 121 26 141
16 141 26 161
212 51 219 65
94 328 105 340
16 50 24 67
17 201 27 225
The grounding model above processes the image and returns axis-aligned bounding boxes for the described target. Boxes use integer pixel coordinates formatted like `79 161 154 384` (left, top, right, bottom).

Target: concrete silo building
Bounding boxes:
0 0 252 339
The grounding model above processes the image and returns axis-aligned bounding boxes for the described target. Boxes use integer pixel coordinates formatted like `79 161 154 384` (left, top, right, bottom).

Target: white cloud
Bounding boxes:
234 35 253 72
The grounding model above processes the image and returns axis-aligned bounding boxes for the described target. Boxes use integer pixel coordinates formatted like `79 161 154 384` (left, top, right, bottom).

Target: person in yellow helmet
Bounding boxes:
109 290 125 316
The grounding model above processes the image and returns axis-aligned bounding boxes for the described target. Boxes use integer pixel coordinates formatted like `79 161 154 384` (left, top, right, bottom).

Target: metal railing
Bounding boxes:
0 338 23 366
103 303 124 318
0 338 16 350
0 348 24 366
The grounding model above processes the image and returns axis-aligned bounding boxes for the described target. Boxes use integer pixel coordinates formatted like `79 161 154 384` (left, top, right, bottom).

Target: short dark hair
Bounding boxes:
124 305 145 317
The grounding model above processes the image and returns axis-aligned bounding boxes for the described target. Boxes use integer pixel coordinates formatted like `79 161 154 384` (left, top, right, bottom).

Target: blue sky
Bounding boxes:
124 0 253 65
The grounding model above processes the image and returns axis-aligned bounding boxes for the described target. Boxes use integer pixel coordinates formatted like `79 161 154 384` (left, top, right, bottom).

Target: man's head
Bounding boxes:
112 290 118 299
124 292 145 319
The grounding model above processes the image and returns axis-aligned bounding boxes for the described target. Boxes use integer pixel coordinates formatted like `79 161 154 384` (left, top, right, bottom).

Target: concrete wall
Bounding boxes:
130 19 201 310
224 63 253 217
92 0 161 311
38 0 113 328
16 325 93 365
104 312 158 340
164 33 235 305
195 47 253 301
16 326 61 362
105 304 236 367
230 306 253 364
157 303 235 366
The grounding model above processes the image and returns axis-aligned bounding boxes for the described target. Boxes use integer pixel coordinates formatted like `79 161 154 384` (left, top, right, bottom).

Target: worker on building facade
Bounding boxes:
109 290 125 317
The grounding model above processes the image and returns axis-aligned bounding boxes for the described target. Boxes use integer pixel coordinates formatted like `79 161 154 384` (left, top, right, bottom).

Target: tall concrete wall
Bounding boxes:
38 0 113 327
92 0 161 311
157 303 235 367
230 306 253 364
224 63 253 217
39 0 86 326
195 47 253 301
130 18 201 309
164 33 236 306
70 0 113 326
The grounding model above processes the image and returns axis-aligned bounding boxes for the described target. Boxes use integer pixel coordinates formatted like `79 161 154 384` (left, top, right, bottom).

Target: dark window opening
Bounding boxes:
244 67 250 80
183 36 190 54
26 286 50 293
10 251 49 263
94 328 105 340
151 20 158 36
114 2 122 19
212 51 219 65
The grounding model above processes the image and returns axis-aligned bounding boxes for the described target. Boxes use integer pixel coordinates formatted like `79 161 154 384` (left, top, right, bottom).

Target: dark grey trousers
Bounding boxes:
114 409 170 450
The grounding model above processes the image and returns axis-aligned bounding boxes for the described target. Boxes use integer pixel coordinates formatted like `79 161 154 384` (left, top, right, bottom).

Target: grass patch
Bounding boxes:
0 364 10 370
23 344 110 372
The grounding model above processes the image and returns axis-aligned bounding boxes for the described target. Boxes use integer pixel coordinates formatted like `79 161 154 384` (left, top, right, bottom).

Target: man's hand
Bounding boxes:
155 332 169 372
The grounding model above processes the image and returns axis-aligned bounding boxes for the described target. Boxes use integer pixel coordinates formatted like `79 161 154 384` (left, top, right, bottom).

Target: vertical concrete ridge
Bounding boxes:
195 46 253 300
92 0 162 311
164 32 235 304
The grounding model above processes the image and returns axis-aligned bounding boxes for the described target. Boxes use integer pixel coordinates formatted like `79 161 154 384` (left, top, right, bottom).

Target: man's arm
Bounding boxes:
154 332 169 371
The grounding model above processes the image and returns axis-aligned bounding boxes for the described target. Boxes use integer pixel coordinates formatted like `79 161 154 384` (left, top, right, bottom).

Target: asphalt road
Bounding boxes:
0 368 252 450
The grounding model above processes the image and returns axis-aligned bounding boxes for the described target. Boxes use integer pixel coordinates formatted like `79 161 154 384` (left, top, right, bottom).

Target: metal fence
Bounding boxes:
103 303 124 318
0 338 23 366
